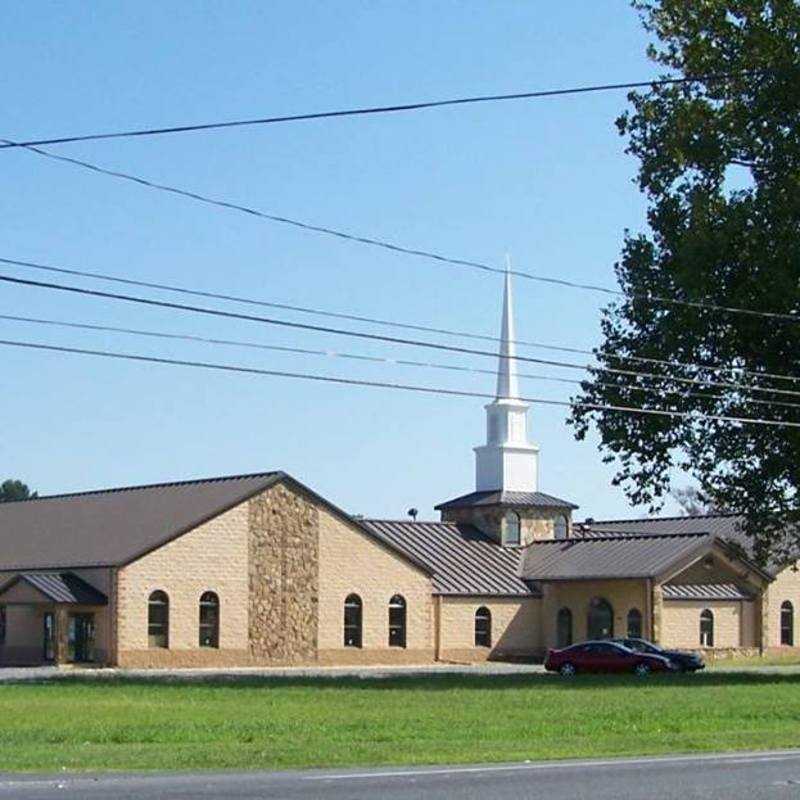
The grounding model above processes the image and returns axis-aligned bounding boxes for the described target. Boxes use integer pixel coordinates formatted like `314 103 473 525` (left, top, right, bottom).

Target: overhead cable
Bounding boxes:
3 270 800 400
5 140 798 323
4 336 800 429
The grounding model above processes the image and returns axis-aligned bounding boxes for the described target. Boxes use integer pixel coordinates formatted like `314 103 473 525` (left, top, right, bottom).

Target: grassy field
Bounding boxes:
708 652 800 668
1 672 799 772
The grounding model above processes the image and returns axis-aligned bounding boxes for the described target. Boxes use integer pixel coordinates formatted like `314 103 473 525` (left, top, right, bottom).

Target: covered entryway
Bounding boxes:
0 573 107 666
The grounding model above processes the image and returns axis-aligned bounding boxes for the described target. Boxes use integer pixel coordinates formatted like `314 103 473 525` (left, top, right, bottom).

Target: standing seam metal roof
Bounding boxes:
0 572 108 605
0 471 428 575
361 519 534 596
662 583 753 601
519 532 712 581
435 490 578 511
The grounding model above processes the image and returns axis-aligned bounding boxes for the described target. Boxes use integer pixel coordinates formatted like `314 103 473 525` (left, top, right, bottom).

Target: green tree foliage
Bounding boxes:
0 479 37 503
570 0 800 562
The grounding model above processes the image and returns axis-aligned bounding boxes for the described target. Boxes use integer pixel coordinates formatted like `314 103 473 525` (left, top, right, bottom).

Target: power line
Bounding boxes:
4 270 800 400
4 310 799 411
3 336 800 429
3 255 799 386
6 140 799 324
0 73 751 150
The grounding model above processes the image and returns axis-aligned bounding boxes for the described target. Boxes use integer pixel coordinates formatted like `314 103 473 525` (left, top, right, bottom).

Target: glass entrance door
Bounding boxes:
67 614 95 663
43 612 55 662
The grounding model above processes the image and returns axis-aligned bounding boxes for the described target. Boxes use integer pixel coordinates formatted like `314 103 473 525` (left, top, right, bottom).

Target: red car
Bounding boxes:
545 640 677 677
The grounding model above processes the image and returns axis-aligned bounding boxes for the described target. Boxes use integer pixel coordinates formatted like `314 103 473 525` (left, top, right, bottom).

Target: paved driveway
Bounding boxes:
0 661 546 683
2 661 799 683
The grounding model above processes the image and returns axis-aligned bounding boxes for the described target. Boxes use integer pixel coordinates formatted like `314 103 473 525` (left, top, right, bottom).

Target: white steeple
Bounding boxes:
473 259 540 492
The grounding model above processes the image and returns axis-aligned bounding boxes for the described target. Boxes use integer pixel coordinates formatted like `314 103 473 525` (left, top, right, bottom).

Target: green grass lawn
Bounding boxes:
708 652 800 668
1 672 799 772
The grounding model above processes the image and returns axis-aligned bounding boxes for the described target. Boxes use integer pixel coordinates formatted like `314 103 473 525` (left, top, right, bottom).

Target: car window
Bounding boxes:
596 644 622 655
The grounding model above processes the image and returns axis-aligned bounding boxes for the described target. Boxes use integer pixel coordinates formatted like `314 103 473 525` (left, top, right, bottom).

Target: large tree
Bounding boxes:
570 0 800 563
0 479 36 503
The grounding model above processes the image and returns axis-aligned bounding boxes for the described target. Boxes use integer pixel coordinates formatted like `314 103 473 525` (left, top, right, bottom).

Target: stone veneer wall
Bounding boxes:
441 506 571 545
317 507 434 664
438 596 541 662
248 483 319 664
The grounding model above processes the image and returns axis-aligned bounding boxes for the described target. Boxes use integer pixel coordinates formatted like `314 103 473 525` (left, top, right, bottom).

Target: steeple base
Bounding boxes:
474 442 539 493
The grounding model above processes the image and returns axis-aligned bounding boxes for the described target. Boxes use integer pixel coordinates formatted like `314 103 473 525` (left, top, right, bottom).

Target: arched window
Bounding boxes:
504 512 521 546
199 591 220 648
587 597 614 639
344 594 362 648
556 607 573 648
700 609 714 647
148 590 169 649
475 607 492 648
554 515 569 540
389 595 406 647
781 601 794 646
627 608 643 639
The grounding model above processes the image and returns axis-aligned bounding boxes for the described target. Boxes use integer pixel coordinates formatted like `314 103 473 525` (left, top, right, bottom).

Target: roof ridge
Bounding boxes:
530 531 711 545
0 470 283 504
362 518 452 524
582 512 741 525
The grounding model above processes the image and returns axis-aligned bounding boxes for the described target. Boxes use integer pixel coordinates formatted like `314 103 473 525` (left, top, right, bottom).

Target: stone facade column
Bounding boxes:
54 607 70 665
758 591 769 653
651 583 663 644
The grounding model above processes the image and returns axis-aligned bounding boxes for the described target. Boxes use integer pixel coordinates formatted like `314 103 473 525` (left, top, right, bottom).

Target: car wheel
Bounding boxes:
633 662 651 677
559 662 576 677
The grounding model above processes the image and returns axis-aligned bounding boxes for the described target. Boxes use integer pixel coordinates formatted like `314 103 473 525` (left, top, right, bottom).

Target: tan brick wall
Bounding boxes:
441 506 571 545
765 560 800 647
662 600 756 649
540 579 650 647
116 501 250 667
317 508 434 664
438 596 541 661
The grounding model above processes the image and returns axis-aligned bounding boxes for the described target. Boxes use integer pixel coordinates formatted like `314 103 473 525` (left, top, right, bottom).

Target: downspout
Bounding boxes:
645 577 653 641
434 595 442 662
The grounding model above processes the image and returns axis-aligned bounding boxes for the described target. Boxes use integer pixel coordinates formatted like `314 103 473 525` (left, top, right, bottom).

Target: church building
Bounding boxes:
0 274 797 668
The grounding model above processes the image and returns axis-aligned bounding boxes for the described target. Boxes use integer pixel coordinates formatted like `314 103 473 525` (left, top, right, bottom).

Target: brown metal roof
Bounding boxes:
0 470 433 576
579 514 743 539
0 471 284 571
519 532 711 581
0 572 109 605
361 519 534 596
662 583 753 601
435 489 578 511
577 514 780 577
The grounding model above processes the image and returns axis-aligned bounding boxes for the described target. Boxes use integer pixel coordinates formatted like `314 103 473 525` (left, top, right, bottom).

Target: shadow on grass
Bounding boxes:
13 670 800 693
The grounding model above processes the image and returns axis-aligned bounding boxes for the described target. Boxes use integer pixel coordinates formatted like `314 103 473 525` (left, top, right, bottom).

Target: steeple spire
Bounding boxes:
473 256 540 492
496 256 519 400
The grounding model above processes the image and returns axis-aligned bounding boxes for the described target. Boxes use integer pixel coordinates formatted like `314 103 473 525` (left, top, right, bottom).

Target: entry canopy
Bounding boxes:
0 572 108 605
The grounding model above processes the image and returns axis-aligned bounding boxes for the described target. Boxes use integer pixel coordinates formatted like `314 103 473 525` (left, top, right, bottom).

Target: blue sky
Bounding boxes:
0 1 686 520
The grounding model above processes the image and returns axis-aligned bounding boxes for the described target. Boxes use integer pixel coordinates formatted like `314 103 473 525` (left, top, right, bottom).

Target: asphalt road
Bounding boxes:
2 751 800 799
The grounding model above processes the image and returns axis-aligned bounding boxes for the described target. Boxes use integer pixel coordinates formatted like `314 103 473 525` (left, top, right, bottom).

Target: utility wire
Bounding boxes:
3 255 799 386
5 139 799 324
4 336 800 429
4 271 800 399
0 73 751 150
4 311 799 411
